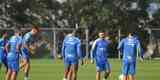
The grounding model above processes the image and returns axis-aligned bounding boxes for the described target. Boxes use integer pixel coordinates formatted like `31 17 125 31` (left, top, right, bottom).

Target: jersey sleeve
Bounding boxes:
117 39 125 55
0 39 3 48
8 38 12 46
90 40 97 59
76 39 82 59
17 37 22 50
23 33 31 47
136 40 142 58
18 36 22 46
61 38 66 59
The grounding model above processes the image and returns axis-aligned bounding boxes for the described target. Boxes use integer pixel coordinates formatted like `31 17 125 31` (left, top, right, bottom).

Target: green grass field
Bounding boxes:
1 59 160 80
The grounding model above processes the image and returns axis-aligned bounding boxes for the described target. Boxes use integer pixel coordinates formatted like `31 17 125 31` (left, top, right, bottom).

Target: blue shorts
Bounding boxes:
64 58 78 69
2 55 8 68
0 52 8 68
122 61 136 76
21 48 30 62
0 54 2 64
7 53 19 72
96 61 111 72
0 50 3 64
8 60 19 72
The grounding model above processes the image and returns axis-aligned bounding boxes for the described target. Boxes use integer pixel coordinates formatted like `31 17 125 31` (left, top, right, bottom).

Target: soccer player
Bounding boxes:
90 32 111 80
117 32 142 80
0 31 8 72
5 29 22 80
62 31 83 80
20 26 39 80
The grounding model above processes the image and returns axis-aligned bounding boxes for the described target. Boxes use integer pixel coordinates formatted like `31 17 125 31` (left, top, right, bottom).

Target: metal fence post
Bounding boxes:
118 28 121 59
85 28 89 60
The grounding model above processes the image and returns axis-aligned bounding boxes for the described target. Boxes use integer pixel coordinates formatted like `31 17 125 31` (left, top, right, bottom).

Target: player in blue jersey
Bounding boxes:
0 31 8 72
5 29 22 80
62 31 83 80
90 32 111 80
118 32 142 80
20 26 39 80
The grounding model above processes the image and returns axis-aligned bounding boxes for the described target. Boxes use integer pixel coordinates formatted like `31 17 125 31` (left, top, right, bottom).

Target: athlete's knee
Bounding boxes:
129 75 135 80
71 66 78 79
7 69 12 74
6 69 12 80
104 71 110 79
73 64 78 71
96 72 101 80
123 75 128 80
23 59 28 64
96 71 101 75
11 71 17 80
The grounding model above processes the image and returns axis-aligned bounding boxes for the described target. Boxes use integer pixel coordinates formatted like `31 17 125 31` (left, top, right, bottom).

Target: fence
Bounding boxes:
0 27 90 59
1 27 160 59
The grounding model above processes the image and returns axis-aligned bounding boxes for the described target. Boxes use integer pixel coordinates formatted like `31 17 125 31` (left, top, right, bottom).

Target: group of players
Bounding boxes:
0 26 142 80
0 26 39 80
62 30 142 80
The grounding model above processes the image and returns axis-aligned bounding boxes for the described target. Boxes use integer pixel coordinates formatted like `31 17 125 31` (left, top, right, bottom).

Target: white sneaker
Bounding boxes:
103 78 106 80
24 77 28 80
63 78 67 80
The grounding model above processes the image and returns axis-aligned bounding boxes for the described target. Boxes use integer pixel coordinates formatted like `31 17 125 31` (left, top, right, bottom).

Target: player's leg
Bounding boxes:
2 56 8 73
21 48 30 80
128 75 135 80
104 63 111 80
20 60 26 70
5 58 12 80
71 63 78 80
67 66 73 80
20 57 30 80
128 62 136 80
68 68 73 80
0 53 2 69
5 68 11 80
24 60 30 80
122 62 129 80
123 75 128 80
11 59 19 80
96 63 102 80
0 60 1 69
63 59 70 80
10 71 17 80
64 68 69 80
96 71 101 80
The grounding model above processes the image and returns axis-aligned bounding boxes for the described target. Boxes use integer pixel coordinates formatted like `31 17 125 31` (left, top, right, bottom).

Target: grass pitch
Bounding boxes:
0 59 160 80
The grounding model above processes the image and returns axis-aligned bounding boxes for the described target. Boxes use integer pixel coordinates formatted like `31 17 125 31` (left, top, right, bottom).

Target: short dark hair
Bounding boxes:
32 25 40 32
127 29 135 36
0 30 7 36
99 30 105 33
14 28 21 33
1 30 7 36
66 30 74 34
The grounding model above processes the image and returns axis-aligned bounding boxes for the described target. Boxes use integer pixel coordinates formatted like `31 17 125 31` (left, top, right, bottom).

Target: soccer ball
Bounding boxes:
118 74 123 80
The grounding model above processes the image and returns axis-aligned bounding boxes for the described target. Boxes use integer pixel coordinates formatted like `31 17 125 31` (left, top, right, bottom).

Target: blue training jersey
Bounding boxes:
7 35 21 60
90 38 111 63
22 32 32 49
0 38 8 57
61 35 82 60
18 36 22 46
118 36 141 62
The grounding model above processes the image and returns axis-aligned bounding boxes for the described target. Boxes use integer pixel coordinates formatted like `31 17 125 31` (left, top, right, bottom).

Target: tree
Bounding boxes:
0 0 159 30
